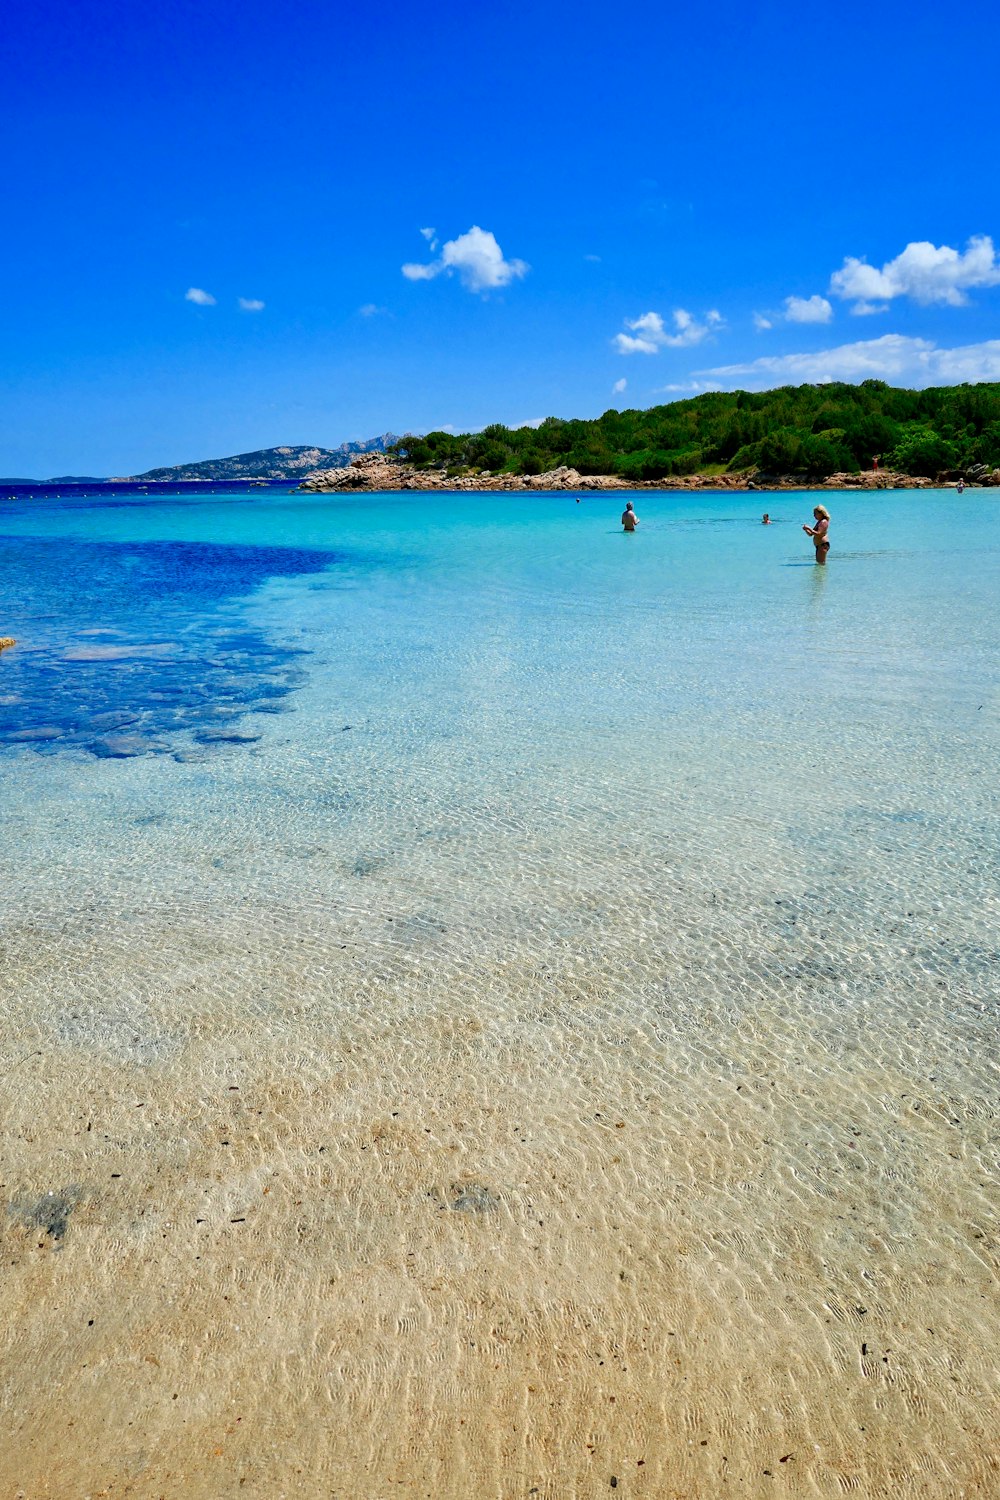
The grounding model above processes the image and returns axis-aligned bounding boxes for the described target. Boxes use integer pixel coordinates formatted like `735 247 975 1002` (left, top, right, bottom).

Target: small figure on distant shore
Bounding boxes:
957 478 965 495
622 501 639 532
872 454 880 472
803 504 830 563
762 512 771 524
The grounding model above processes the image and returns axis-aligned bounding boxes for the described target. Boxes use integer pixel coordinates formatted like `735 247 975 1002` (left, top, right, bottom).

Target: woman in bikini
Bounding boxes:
803 504 830 563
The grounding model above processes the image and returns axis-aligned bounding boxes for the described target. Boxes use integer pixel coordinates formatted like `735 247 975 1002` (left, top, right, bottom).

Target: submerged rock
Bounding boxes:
194 727 262 744
89 733 167 758
5 725 63 742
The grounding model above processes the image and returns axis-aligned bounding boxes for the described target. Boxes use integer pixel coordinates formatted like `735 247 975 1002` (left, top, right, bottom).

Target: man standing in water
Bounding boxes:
803 504 830 563
621 501 639 532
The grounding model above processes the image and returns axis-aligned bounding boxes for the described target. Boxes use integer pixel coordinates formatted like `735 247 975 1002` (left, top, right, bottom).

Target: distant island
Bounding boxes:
2 435 400 486
122 434 400 483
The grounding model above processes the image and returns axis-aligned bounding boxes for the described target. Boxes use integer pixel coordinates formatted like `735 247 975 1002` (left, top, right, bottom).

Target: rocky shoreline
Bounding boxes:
299 450 995 495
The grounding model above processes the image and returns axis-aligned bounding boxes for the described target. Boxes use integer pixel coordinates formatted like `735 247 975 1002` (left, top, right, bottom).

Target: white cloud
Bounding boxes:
358 303 387 317
238 297 265 311
753 313 773 332
185 287 216 306
784 294 833 324
613 313 664 355
927 339 1000 381
401 261 439 282
613 307 724 355
402 225 529 293
830 235 1000 311
419 227 438 250
584 253 602 263
612 377 627 394
698 332 1000 389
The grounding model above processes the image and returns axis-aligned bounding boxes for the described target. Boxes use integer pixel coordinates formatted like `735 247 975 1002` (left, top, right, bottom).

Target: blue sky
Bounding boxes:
4 0 1000 475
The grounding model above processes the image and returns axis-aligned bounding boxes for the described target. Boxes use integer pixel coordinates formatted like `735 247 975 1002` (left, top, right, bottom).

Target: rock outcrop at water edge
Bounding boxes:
298 452 950 494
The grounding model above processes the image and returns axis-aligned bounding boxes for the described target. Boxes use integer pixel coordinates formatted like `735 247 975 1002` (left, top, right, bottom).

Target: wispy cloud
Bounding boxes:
185 287 216 306
358 303 388 317
698 332 1000 388
585 253 602 263
419 227 438 250
753 313 773 332
656 380 723 394
784 294 833 324
849 300 890 317
830 235 1000 311
612 377 627 394
402 225 529 293
614 308 723 355
238 297 265 312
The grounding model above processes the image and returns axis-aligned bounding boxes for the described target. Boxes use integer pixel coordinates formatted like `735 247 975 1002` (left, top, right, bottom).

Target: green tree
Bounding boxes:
889 427 958 476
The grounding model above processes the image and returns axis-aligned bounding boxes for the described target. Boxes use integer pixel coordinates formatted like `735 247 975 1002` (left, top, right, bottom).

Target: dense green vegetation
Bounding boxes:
390 381 1000 480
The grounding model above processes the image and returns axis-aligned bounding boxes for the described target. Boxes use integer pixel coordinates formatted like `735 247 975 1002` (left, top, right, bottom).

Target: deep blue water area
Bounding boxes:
1 481 296 499
0 531 336 760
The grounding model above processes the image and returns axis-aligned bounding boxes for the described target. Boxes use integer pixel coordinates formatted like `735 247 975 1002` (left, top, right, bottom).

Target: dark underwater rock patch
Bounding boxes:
90 733 168 758
8 1185 83 1242
0 533 339 759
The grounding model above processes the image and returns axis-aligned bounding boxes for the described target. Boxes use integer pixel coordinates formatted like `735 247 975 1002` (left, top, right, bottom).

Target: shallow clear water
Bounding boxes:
1 486 997 1498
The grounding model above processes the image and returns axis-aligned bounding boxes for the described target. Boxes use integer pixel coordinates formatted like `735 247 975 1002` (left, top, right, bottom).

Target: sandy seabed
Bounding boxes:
2 793 996 1500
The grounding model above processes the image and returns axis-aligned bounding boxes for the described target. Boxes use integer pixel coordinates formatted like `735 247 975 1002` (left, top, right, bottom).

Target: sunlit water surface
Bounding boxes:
1 487 997 1498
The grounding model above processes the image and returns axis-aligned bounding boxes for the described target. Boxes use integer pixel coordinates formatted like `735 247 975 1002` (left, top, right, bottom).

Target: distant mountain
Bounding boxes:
126 435 401 483
2 475 107 484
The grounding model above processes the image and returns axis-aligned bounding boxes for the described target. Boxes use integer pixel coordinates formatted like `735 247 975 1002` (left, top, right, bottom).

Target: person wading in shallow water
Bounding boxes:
803 504 830 564
621 501 639 532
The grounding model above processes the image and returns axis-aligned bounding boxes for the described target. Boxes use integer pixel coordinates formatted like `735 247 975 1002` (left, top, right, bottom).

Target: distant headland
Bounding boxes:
301 381 1000 492
349 380 1000 491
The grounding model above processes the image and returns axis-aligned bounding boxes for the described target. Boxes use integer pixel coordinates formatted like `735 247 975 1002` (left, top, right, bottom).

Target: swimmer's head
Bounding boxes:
813 505 830 520
624 501 634 512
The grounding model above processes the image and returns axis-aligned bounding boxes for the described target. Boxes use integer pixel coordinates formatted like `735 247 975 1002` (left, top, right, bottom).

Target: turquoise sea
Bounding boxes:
1 484 997 1498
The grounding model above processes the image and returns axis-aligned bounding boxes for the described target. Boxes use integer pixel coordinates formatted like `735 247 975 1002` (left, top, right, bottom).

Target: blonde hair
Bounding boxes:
813 505 830 520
